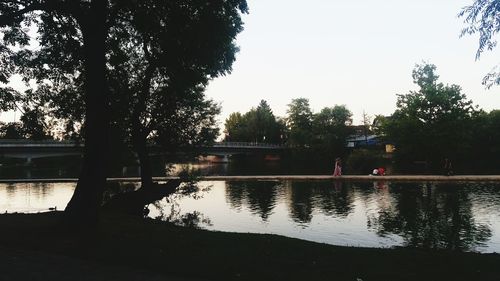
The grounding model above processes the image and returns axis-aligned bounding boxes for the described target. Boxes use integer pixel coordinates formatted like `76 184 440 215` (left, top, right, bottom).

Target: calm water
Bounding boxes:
2 181 500 253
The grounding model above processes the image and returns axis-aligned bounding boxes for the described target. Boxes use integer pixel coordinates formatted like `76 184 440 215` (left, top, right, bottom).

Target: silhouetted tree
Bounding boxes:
0 121 22 139
469 110 500 172
0 0 248 223
286 98 313 147
311 105 353 158
19 107 50 140
381 63 478 172
1 0 116 223
224 100 285 143
105 1 243 188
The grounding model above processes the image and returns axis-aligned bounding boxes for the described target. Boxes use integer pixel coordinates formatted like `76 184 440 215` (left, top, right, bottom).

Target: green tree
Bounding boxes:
469 110 500 172
224 100 284 143
286 98 313 147
311 105 353 157
382 63 478 172
0 0 248 222
224 112 246 141
459 0 500 88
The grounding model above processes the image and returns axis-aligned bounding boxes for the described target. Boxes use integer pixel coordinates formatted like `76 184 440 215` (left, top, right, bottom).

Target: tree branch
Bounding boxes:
0 3 43 26
0 0 87 27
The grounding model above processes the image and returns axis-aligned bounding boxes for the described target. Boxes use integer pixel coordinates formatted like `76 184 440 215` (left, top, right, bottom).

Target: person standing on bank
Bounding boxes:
333 157 342 176
443 158 453 176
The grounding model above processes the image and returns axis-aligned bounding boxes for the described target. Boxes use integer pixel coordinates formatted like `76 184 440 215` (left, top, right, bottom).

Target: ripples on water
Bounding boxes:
2 181 500 253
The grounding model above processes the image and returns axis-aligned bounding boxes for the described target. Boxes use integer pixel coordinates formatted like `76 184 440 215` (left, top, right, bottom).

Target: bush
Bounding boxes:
346 149 386 175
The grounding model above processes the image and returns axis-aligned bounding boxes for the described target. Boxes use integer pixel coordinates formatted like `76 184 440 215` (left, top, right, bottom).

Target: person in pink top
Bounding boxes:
333 157 342 176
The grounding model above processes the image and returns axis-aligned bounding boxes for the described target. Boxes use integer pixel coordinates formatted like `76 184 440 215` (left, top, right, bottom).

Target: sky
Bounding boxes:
2 0 500 129
205 0 500 126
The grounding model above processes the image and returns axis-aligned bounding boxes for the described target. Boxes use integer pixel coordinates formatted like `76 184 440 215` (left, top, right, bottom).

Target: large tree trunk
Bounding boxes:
102 179 181 217
131 61 155 189
132 126 154 189
64 0 109 225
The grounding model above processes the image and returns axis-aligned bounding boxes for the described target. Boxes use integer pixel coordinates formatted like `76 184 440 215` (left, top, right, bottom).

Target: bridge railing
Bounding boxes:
0 139 81 147
212 142 284 149
0 139 284 149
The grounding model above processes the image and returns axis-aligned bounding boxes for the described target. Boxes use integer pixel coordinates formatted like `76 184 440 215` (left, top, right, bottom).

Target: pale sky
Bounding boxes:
2 0 500 129
205 0 500 126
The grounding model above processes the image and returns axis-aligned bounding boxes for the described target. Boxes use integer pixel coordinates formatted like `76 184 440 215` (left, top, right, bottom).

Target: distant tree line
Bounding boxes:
224 99 353 152
222 63 500 174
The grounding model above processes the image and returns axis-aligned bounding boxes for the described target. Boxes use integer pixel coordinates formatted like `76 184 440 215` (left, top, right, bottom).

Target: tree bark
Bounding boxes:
131 60 156 189
102 179 181 217
64 0 109 225
132 127 154 189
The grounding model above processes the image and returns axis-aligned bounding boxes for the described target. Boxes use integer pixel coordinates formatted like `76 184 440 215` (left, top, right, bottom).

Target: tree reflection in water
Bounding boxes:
139 182 213 229
316 181 355 217
288 181 314 224
225 181 279 221
144 180 497 251
225 181 355 224
368 183 492 251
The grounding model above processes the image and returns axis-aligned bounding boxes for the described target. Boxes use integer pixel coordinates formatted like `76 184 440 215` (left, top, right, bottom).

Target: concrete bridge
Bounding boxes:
0 140 83 163
0 139 286 162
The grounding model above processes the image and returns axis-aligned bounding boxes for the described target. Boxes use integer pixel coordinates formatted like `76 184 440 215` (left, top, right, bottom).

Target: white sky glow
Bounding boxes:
205 0 500 126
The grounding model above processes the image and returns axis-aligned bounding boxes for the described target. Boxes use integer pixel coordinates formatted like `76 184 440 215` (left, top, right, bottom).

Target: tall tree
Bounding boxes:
224 100 284 143
286 98 313 147
459 0 500 88
382 63 478 171
105 1 245 189
0 0 248 223
1 0 111 223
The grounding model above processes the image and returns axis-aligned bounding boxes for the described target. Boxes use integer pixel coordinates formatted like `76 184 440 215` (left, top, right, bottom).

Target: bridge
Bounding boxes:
0 139 286 162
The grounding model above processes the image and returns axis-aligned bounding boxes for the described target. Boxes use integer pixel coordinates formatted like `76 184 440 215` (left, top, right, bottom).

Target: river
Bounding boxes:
2 180 500 253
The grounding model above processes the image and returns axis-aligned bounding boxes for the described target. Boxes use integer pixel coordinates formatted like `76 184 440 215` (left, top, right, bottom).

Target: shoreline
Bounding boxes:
1 212 499 281
2 174 500 183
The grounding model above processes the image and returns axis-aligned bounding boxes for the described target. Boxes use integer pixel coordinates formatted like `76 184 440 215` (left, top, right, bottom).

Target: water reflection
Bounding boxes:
368 183 492 251
226 181 279 221
315 181 354 218
153 181 499 252
2 180 500 252
0 182 75 213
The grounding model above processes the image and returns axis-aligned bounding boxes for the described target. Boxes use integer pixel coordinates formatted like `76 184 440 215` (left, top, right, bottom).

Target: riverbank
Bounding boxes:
1 213 499 281
2 174 500 183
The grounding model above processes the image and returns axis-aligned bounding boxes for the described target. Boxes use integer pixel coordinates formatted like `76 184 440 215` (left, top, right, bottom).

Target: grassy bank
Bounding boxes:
1 213 499 281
